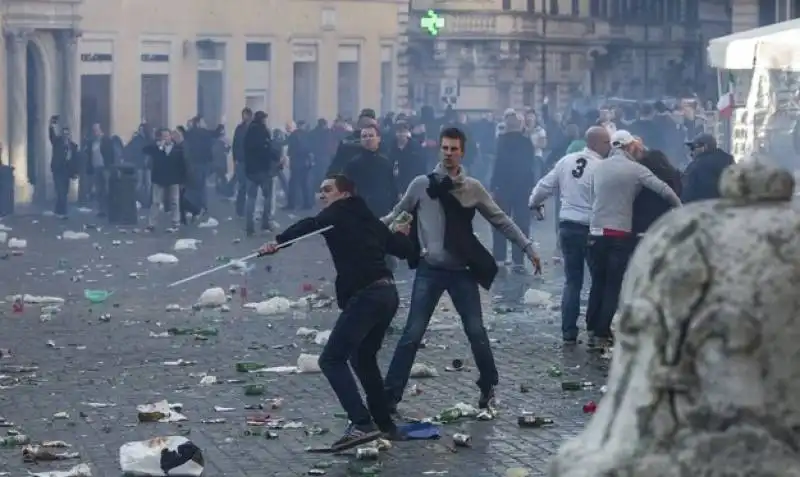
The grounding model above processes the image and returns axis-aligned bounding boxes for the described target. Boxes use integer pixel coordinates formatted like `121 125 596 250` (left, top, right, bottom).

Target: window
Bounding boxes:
550 0 559 14
590 0 600 16
560 53 571 71
571 0 580 15
759 0 777 26
503 0 511 10
246 43 271 62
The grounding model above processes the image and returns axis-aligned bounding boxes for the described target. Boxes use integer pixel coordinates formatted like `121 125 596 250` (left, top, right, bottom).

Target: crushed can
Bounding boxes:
12 297 23 313
583 400 597 414
355 446 379 460
451 359 464 370
244 384 265 396
453 433 472 447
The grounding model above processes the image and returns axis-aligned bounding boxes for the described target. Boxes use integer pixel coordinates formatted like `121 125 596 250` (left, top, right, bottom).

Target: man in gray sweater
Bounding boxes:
381 127 541 412
586 130 681 349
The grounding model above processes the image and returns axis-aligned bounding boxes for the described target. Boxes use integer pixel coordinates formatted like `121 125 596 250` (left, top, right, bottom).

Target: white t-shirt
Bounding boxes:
529 148 603 225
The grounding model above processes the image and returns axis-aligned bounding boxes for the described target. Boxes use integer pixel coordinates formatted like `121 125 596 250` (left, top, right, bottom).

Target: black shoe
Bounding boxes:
329 423 381 452
379 424 407 441
478 385 496 409
563 338 578 346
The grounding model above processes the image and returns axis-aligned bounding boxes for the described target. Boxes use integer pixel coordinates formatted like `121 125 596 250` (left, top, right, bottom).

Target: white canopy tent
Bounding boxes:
708 18 800 70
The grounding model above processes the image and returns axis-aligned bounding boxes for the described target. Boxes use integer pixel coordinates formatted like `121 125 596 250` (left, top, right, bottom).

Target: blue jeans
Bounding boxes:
319 282 399 429
384 262 498 404
586 235 635 338
245 172 274 233
558 221 589 341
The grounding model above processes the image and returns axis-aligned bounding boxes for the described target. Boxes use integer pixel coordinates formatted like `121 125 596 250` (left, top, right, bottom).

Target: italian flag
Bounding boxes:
717 73 735 118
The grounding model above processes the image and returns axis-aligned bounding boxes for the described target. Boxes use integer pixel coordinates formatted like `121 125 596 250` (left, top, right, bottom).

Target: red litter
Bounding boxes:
302 283 314 292
583 400 597 414
12 298 24 313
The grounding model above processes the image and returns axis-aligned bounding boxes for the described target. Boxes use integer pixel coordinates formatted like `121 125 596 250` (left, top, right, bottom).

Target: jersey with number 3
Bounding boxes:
530 149 603 225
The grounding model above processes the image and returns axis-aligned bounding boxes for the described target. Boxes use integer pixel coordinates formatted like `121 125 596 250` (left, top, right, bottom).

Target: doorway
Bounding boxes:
292 61 318 122
81 75 112 136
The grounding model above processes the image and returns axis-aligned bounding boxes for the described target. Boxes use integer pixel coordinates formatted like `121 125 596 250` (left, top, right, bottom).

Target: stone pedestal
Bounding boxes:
5 29 32 204
550 162 800 477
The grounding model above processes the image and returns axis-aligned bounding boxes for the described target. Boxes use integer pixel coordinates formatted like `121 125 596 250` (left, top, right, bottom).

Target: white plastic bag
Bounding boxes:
119 436 204 476
147 253 179 264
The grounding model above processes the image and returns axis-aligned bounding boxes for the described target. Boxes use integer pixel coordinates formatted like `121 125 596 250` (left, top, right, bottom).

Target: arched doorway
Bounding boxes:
25 40 47 201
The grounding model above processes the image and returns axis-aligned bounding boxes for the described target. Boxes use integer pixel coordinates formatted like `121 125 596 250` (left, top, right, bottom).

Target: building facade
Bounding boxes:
731 0 800 32
408 0 729 113
0 0 408 203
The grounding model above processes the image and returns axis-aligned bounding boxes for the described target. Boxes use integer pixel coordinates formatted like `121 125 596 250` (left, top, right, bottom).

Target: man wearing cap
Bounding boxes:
681 133 734 204
327 109 379 175
585 129 681 350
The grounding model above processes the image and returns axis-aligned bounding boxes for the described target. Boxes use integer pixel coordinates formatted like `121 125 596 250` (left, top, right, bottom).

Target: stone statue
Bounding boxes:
550 162 800 477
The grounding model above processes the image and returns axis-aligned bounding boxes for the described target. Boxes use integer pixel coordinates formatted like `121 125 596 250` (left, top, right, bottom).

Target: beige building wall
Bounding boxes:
79 0 405 134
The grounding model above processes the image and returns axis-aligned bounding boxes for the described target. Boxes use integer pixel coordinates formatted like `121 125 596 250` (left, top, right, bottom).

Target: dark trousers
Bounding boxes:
287 167 312 209
492 193 531 265
385 262 498 404
559 221 589 340
234 162 247 217
585 235 635 339
92 168 108 214
179 188 201 224
53 173 70 216
318 281 399 430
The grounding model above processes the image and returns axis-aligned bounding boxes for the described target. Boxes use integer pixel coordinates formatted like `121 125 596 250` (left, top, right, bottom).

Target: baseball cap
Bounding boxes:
611 130 636 148
686 133 716 150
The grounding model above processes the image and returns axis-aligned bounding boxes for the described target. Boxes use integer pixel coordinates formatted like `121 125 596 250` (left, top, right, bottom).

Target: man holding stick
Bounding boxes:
259 174 414 451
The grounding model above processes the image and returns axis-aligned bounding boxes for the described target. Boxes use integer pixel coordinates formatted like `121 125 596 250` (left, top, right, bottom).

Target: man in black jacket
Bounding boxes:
243 111 279 235
326 108 378 175
490 113 539 270
343 124 398 217
143 128 187 232
259 174 413 451
48 117 79 218
232 107 253 217
389 121 426 192
83 123 116 217
681 134 734 203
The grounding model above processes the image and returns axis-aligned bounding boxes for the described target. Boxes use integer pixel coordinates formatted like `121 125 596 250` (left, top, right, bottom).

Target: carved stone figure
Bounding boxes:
550 161 800 477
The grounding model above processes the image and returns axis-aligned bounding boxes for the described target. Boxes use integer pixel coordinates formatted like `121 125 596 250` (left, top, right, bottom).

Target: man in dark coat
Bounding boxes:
388 121 426 192
327 109 378 175
243 111 279 235
342 123 398 218
286 121 314 210
232 107 252 217
681 134 734 203
82 123 116 217
48 117 79 218
143 128 187 232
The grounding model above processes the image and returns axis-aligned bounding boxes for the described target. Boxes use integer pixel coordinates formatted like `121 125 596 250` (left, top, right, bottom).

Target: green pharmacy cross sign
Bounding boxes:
421 10 444 36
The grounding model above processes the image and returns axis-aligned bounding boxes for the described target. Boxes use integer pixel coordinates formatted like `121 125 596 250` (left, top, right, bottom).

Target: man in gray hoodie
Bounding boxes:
381 127 541 412
586 130 681 349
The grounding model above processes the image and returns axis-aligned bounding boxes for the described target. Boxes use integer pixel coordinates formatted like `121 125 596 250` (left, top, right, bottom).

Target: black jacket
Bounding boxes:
343 149 399 217
326 131 362 175
49 126 79 177
632 157 681 235
681 149 735 203
407 174 498 290
82 135 116 174
491 131 540 196
287 129 313 171
184 128 214 166
389 139 427 192
276 195 414 309
232 121 250 163
144 143 188 187
243 121 277 178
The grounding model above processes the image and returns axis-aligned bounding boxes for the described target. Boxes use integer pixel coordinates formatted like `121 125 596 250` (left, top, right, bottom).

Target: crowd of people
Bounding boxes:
43 96 736 451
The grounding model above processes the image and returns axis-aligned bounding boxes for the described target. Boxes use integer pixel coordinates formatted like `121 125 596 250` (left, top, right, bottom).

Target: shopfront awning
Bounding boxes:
708 18 800 70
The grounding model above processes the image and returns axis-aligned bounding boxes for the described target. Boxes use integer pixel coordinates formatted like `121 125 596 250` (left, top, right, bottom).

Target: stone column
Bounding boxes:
5 29 32 204
59 29 81 202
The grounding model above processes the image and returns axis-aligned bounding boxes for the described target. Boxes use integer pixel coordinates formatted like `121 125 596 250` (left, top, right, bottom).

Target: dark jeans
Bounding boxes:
190 163 209 211
287 166 312 209
53 173 70 216
558 221 589 340
234 162 247 217
586 235 635 339
492 193 531 265
92 168 108 214
384 262 498 404
245 172 274 233
319 281 399 429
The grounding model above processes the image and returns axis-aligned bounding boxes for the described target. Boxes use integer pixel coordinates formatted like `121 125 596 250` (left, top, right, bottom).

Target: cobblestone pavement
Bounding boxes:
0 200 608 477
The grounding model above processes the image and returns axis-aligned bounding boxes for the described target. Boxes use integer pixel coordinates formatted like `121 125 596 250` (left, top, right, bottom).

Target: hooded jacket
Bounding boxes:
276 195 413 309
681 149 734 203
491 130 540 196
